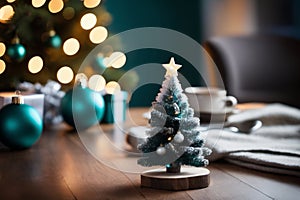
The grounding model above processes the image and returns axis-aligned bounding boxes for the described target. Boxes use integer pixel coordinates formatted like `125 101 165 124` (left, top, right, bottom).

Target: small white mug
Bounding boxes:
185 87 237 114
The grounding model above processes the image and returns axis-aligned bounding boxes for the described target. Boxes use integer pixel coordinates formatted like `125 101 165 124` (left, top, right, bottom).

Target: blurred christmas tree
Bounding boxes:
0 0 136 92
138 57 211 173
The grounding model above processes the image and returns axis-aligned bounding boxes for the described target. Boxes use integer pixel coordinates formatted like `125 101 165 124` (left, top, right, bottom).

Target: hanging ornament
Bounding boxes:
95 54 106 71
6 36 26 62
165 102 180 117
173 131 184 143
166 95 173 103
163 127 174 142
156 146 166 155
0 91 43 149
46 30 62 48
60 76 105 130
165 94 178 104
172 102 180 116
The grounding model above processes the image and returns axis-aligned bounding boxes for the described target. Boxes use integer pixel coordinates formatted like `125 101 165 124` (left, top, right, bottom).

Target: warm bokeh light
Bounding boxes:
89 26 108 44
63 7 75 20
28 56 43 74
84 0 101 8
0 5 14 23
88 74 106 91
0 59 5 74
32 0 46 8
105 81 121 94
0 42 6 57
82 66 94 77
48 0 64 14
109 52 126 69
80 13 97 30
63 38 80 56
57 66 74 84
7 0 16 3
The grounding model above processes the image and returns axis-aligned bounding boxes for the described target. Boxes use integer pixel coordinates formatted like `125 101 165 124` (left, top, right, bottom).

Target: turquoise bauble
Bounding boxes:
47 34 62 48
7 43 26 62
0 104 43 149
60 85 105 130
96 56 106 71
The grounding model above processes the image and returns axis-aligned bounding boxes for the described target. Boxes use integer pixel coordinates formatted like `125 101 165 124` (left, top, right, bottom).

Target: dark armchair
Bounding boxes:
204 34 300 108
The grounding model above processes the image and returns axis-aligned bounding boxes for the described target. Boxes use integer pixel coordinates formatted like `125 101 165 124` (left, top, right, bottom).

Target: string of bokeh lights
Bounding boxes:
0 0 126 94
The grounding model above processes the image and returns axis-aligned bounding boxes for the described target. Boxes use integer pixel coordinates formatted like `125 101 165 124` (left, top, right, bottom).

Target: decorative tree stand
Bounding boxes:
141 166 210 191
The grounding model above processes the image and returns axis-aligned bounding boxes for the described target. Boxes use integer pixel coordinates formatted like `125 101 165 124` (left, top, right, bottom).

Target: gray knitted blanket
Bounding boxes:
204 104 300 176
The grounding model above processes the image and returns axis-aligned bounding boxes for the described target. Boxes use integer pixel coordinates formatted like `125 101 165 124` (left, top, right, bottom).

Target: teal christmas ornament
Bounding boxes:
46 30 62 48
96 55 106 71
47 34 62 48
0 93 43 149
91 54 106 73
60 84 105 130
7 43 26 62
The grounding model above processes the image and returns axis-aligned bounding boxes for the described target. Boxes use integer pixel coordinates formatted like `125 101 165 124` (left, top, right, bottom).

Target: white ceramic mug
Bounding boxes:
184 87 237 114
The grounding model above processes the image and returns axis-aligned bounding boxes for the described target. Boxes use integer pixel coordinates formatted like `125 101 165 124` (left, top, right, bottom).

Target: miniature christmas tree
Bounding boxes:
138 57 211 174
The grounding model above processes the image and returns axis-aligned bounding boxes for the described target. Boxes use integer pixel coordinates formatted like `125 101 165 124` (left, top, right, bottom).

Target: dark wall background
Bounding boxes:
104 0 204 107
254 0 300 38
105 0 300 107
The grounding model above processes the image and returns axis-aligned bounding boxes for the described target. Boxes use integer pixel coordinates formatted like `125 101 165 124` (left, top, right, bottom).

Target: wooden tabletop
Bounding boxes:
0 107 299 200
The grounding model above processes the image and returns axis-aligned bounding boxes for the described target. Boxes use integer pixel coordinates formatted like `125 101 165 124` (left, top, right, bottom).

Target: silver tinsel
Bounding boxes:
17 80 65 125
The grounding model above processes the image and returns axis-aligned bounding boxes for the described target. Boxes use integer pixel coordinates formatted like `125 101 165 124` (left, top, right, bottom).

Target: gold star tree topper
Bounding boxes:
162 57 182 77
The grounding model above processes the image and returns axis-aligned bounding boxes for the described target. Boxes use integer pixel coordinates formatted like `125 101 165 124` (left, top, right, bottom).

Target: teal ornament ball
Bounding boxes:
96 56 106 71
60 85 105 130
47 34 62 48
7 43 26 62
0 104 43 149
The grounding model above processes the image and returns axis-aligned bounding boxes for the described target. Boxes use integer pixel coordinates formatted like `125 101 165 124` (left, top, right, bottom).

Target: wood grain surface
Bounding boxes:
0 107 299 200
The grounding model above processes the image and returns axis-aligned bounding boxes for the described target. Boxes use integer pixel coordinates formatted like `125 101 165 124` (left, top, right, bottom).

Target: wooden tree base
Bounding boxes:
141 167 210 191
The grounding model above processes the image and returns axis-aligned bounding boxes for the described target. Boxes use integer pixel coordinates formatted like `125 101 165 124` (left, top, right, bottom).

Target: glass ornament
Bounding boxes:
7 43 26 62
60 84 105 130
0 93 43 149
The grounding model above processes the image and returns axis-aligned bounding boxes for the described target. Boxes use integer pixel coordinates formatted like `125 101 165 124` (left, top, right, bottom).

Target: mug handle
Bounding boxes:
224 96 237 111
